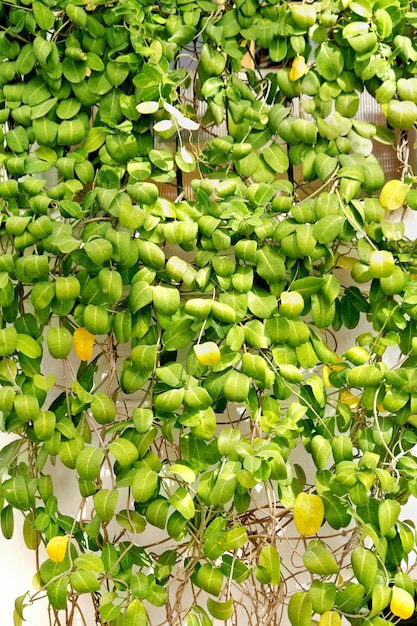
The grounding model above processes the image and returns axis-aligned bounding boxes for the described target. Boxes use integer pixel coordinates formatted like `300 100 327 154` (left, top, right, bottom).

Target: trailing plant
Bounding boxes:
1 0 417 625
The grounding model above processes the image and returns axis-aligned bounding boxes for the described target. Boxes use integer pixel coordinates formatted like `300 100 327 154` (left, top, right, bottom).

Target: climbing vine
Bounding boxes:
1 0 417 625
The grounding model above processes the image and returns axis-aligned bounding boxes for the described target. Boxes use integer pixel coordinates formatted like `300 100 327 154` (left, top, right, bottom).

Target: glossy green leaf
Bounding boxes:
288 592 313 626
116 510 146 533
47 575 68 611
107 439 139 468
315 44 343 81
321 492 351 530
351 546 378 591
303 540 339 576
169 487 195 520
123 599 148 626
311 435 332 470
132 467 159 502
259 545 281 585
94 489 119 522
206 597 233 621
74 554 104 573
76 447 103 480
378 499 400 536
196 564 224 596
163 319 196 351
309 580 337 614
70 571 100 594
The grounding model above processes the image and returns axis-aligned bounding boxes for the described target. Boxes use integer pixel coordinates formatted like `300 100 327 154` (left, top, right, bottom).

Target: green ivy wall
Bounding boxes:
1 0 417 625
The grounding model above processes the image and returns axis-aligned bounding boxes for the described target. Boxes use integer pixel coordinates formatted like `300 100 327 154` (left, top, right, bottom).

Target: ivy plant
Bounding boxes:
1 0 417 625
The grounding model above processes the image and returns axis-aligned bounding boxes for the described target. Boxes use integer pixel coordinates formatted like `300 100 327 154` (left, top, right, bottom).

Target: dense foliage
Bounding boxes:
1 0 417 624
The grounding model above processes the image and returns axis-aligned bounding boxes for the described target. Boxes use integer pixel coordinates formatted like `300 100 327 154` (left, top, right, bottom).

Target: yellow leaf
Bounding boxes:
73 327 95 361
289 55 308 81
322 357 344 387
293 492 324 536
340 390 360 411
390 586 415 620
379 179 409 211
319 611 341 626
193 341 221 366
46 535 69 563
335 254 357 270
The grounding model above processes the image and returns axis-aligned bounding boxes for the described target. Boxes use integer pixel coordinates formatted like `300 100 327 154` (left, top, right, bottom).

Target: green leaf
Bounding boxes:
223 370 250 402
351 546 378 591
94 489 119 522
156 363 185 387
116 510 146 533
221 555 250 584
129 281 153 314
256 246 286 282
207 597 233 621
169 487 195 520
70 570 100 593
321 492 351 529
5 127 29 153
288 591 313 626
209 473 236 506
1 504 14 539
247 286 278 318
259 545 281 585
335 583 366 613
84 127 108 153
378 499 400 536
76 447 103 480
2 476 30 510
196 563 224 596
145 497 170 529
107 438 139 468
290 277 325 298
219 526 248 551
166 463 196 484
218 428 241 457
0 327 18 356
127 182 159 205
262 144 289 173
315 43 344 81
16 334 42 359
33 1 55 30
304 376 326 407
74 554 104 573
47 575 68 610
163 318 196 351
313 216 345 244
123 599 148 626
311 435 332 470
386 100 417 130
303 540 339 576
309 580 337 614
369 585 392 618
153 285 180 315
100 602 121 622
132 467 159 502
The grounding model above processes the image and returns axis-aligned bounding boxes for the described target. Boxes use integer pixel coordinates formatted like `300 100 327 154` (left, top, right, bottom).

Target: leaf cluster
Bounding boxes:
1 0 417 625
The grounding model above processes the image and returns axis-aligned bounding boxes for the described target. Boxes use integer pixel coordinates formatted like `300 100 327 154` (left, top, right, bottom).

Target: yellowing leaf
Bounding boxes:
193 342 221 366
379 179 409 211
46 535 69 563
322 357 344 387
340 390 360 411
335 254 357 270
293 492 325 536
390 586 415 620
319 610 341 626
290 55 308 81
73 327 95 361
